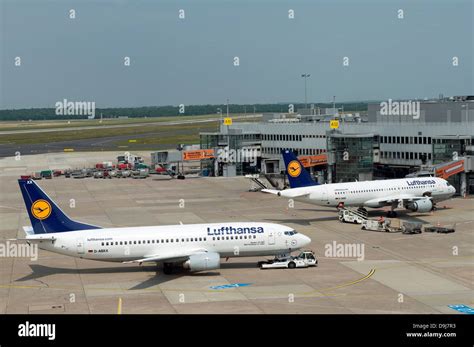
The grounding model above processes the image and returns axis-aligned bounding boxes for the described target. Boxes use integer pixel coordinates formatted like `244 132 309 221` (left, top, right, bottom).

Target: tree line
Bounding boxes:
0 102 368 121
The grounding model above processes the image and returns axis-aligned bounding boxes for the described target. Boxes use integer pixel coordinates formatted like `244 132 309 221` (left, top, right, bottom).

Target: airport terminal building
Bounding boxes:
200 97 474 195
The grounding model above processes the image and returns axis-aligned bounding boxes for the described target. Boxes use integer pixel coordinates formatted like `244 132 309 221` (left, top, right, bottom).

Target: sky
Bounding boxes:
0 0 473 109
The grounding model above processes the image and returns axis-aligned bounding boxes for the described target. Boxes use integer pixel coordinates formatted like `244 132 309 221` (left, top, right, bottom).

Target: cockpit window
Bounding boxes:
284 231 298 236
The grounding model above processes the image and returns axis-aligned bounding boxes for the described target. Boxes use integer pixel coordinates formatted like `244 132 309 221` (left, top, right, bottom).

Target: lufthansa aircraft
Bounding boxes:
263 150 456 217
14 179 311 274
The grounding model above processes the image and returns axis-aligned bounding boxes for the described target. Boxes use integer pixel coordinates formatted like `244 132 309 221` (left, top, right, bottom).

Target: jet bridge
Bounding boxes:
434 159 465 179
407 156 473 196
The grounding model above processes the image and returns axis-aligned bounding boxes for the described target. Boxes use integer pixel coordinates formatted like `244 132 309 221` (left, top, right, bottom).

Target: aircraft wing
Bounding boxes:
8 226 56 242
261 189 280 195
261 189 310 199
281 191 311 198
8 235 56 242
122 248 209 264
364 195 429 207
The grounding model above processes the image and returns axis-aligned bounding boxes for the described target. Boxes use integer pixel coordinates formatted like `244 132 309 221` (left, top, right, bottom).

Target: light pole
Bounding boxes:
217 108 222 125
462 103 469 122
226 99 229 118
301 74 310 110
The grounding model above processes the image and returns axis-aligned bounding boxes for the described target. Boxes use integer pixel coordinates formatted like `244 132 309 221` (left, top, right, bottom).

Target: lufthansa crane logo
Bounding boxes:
287 160 302 178
31 199 52 220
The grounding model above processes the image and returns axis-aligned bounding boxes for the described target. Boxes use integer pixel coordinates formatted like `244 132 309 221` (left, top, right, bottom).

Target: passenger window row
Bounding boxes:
347 185 434 194
211 235 257 241
101 237 207 247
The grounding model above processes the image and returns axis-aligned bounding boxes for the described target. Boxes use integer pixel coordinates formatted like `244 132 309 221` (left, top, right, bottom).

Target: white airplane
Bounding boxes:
14 179 311 274
263 150 456 217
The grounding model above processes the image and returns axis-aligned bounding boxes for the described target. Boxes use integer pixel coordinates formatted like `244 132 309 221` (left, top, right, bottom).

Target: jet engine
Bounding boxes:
183 252 220 272
406 198 433 212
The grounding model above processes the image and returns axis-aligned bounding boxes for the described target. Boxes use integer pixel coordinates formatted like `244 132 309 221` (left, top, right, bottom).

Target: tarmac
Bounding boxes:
0 151 472 314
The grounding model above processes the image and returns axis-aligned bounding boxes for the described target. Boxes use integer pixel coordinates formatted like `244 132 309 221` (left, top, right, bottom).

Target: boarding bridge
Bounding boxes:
411 157 471 179
433 159 466 179
408 156 473 196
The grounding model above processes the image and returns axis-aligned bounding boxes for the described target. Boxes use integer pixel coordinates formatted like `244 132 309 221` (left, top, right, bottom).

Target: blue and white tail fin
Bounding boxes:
281 149 319 188
18 179 101 234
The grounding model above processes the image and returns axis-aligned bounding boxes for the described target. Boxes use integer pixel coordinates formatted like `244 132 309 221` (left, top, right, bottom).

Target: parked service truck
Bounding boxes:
41 170 52 179
259 251 317 269
338 208 368 224
361 218 401 232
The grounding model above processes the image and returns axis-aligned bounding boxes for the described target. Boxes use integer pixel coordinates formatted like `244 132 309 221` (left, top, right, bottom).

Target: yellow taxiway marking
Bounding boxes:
299 269 376 297
117 297 122 314
321 268 375 293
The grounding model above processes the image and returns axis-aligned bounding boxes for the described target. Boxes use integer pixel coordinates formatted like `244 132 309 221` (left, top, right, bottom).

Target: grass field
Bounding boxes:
0 121 220 146
112 123 221 148
0 114 229 132
0 114 262 155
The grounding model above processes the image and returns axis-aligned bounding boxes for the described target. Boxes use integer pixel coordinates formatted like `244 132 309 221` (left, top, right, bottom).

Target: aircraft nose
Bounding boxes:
300 234 311 247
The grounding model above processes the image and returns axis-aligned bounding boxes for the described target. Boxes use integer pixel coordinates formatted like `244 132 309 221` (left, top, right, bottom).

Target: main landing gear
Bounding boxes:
387 202 398 218
163 262 174 275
